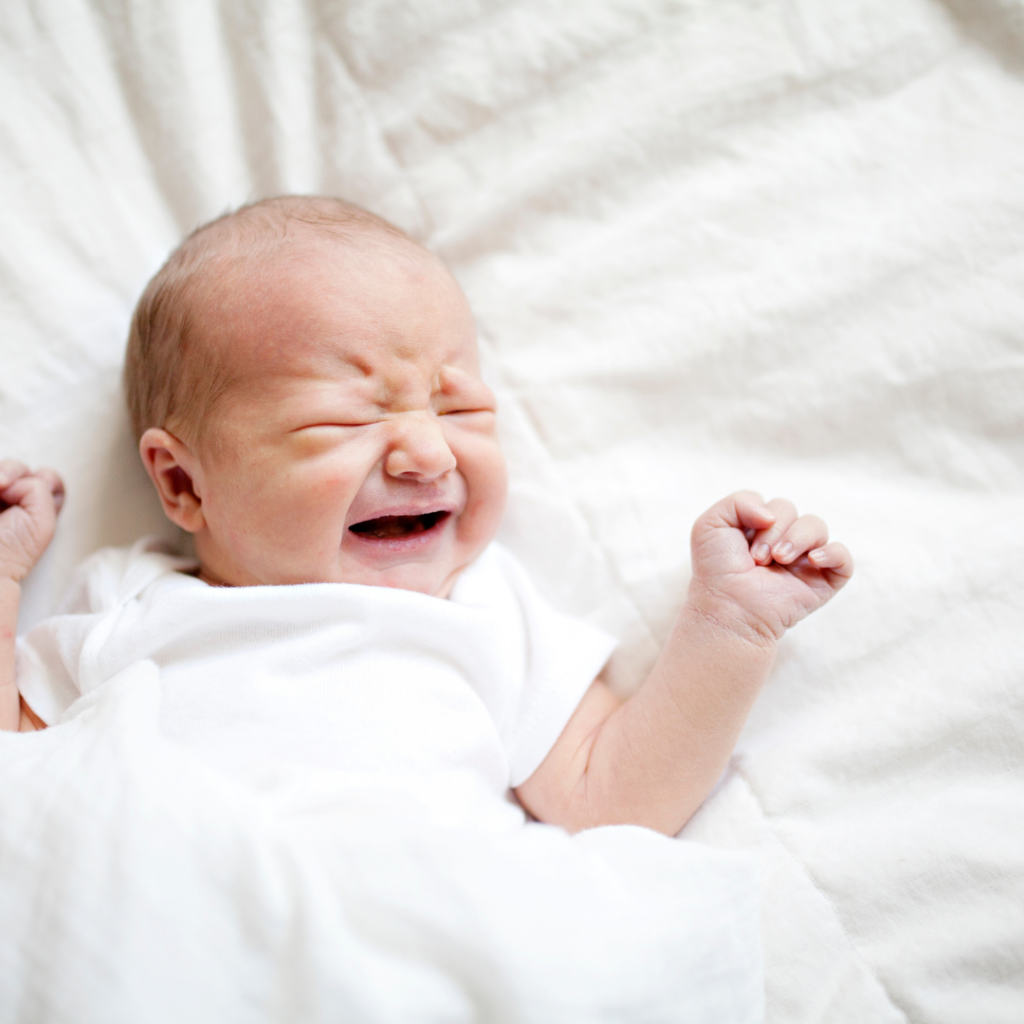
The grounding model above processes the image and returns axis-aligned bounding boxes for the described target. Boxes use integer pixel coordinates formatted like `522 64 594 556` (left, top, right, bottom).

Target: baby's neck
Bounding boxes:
195 566 233 588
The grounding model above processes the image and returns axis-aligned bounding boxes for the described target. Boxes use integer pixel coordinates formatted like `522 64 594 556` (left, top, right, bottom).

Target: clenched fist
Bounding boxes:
688 491 853 644
0 460 65 583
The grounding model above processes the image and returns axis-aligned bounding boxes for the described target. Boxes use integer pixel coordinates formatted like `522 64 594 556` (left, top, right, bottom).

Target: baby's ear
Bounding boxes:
139 428 205 533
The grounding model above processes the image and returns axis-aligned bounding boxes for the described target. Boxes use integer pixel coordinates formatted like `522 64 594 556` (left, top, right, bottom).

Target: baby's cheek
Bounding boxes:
457 440 507 543
303 460 365 505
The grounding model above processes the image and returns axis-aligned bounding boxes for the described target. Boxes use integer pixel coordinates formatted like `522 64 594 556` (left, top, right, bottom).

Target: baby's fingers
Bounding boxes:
808 542 854 587
0 460 31 508
0 459 30 485
1 475 57 520
771 514 828 565
692 491 776 573
750 498 797 565
695 490 774 540
730 491 776 531
0 466 64 514
33 468 65 512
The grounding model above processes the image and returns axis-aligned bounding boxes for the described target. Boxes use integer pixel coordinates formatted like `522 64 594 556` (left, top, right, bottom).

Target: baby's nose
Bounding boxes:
384 414 457 482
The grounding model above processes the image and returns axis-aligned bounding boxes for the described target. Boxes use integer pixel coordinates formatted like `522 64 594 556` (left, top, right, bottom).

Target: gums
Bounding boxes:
349 511 450 541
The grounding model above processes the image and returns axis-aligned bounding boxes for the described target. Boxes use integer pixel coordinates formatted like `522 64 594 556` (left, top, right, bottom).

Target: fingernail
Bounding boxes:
753 543 769 562
774 542 793 561
809 548 825 562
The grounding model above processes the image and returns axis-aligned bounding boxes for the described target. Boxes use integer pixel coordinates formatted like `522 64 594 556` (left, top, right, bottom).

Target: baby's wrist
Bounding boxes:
685 580 779 653
0 570 25 592
1 577 20 640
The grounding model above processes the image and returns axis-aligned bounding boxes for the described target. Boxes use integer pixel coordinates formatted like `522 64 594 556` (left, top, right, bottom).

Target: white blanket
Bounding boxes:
1 664 760 1022
1 1 1023 1021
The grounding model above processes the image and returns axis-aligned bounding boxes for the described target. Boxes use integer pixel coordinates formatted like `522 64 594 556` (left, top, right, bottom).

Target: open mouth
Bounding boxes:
348 510 450 540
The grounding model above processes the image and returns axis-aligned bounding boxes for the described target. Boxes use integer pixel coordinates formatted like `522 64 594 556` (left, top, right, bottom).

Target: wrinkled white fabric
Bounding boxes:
17 539 616 830
2 0 1024 1021
1 665 763 1024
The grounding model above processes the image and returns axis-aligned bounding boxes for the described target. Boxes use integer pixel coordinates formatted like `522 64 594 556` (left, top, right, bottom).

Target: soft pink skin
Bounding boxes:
0 459 64 732
139 236 508 598
517 491 853 834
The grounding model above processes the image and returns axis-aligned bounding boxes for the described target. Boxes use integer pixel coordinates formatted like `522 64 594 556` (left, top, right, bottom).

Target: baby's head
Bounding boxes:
125 196 507 596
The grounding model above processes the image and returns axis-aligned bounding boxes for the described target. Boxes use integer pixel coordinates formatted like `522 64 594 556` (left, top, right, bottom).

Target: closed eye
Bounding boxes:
289 421 374 432
437 408 497 428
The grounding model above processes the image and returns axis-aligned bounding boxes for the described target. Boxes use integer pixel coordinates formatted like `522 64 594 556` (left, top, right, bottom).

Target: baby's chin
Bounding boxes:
332 540 472 597
343 562 464 598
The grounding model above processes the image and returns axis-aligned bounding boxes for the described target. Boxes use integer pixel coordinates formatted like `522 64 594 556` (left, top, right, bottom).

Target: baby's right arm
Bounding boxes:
0 460 64 732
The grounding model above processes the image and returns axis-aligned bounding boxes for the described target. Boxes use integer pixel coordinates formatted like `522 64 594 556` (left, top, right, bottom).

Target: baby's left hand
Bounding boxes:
688 491 853 643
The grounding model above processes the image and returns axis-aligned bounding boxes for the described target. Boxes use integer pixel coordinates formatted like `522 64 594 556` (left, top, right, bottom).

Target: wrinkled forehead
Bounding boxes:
194 231 479 388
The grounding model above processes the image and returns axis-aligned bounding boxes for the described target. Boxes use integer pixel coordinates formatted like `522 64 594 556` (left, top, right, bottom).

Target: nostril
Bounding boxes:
385 436 456 480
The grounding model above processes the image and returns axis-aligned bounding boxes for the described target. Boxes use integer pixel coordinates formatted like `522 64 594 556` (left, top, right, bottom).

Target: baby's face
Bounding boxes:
181 235 507 596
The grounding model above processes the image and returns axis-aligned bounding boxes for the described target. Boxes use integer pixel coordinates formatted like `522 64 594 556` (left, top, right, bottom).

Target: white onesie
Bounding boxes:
17 539 615 830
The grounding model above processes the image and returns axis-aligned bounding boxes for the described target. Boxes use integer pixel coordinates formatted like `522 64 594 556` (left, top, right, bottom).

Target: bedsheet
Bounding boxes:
1 1 1023 1021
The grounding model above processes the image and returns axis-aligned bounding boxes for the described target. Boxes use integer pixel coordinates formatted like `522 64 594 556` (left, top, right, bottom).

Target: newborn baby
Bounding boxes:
0 196 852 834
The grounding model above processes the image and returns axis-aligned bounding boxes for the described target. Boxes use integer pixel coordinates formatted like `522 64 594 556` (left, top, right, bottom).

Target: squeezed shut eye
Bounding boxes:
349 511 450 539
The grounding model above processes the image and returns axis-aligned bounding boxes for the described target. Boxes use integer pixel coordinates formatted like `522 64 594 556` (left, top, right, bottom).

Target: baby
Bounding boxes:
0 196 852 834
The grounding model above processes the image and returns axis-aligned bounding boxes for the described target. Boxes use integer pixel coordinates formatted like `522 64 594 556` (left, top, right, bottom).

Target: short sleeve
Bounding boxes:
17 539 194 725
454 544 617 788
16 615 93 724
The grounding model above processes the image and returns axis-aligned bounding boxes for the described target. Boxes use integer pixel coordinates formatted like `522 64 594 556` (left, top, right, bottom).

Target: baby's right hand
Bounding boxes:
0 460 65 582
